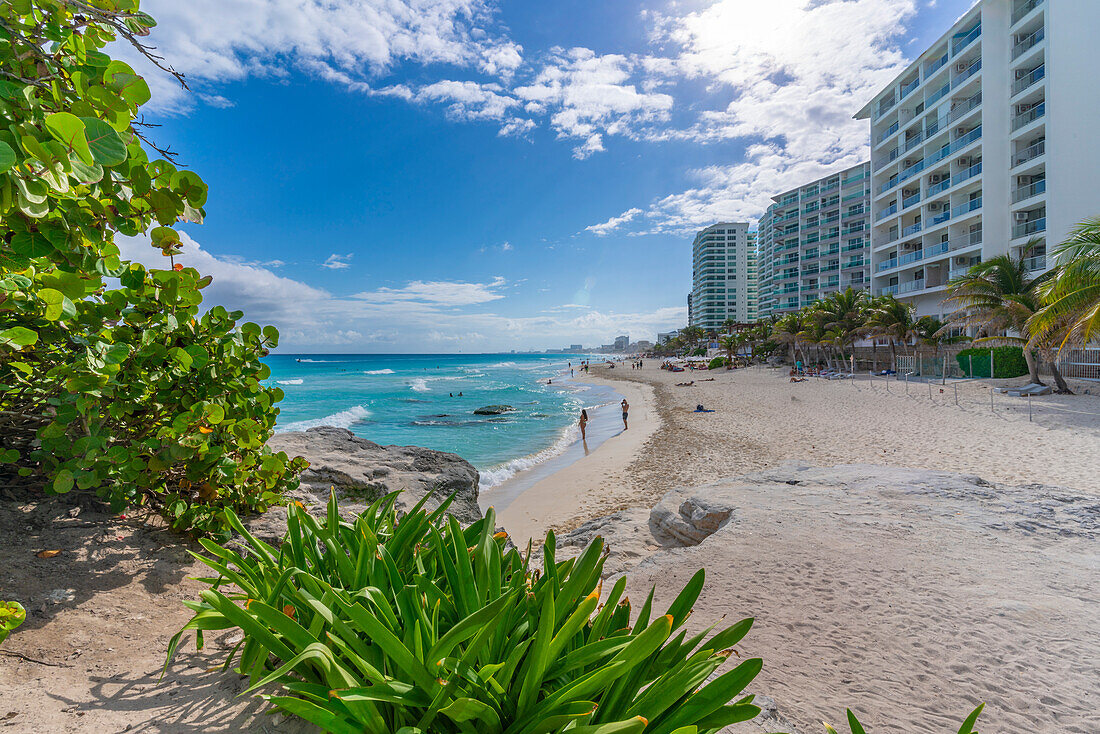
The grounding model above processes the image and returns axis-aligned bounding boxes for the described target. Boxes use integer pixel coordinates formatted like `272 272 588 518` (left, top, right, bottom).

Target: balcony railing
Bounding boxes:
877 203 898 221
899 249 923 266
1013 217 1046 238
1012 64 1045 96
876 96 897 120
925 82 951 109
951 24 981 56
951 196 983 219
902 222 923 236
951 58 982 89
1023 254 1046 271
878 120 900 144
1012 0 1044 25
1012 102 1045 131
842 190 867 203
898 279 926 294
900 77 920 99
923 241 950 259
927 53 949 77
946 92 983 126
880 284 900 296
1012 26 1045 60
1012 178 1046 203
1012 139 1045 167
843 258 865 269
931 209 951 226
878 258 899 273
928 177 952 196
842 242 866 253
902 192 921 209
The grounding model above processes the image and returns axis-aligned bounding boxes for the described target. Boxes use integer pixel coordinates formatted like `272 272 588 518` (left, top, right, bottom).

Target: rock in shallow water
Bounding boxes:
247 426 482 543
473 405 514 415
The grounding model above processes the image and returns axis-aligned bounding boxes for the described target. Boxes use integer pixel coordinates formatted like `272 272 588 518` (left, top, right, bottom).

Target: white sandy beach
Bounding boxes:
496 363 1100 733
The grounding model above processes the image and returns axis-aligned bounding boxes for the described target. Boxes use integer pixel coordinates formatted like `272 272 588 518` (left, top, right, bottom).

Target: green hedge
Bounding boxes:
956 346 1028 378
708 356 727 369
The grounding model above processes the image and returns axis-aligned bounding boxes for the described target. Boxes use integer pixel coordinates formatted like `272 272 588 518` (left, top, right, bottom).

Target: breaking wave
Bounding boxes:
478 425 576 489
364 369 395 375
276 378 304 385
277 405 371 433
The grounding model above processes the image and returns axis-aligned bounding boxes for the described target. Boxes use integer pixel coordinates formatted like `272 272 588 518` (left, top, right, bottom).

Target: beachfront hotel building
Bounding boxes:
756 162 872 319
689 222 757 331
856 0 1100 318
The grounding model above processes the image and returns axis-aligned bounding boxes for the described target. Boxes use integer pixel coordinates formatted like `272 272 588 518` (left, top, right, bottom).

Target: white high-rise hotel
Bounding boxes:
856 0 1100 318
689 223 757 331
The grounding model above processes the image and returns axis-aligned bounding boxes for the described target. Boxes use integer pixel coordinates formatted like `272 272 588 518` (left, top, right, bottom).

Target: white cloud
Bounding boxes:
501 242 513 251
352 277 507 307
322 253 353 270
514 48 674 158
126 0 520 112
587 0 919 234
585 207 643 236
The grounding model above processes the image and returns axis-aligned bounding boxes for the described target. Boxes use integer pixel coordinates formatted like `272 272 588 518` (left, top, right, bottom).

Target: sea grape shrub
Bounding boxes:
955 346 1028 379
0 0 304 535
0 601 26 645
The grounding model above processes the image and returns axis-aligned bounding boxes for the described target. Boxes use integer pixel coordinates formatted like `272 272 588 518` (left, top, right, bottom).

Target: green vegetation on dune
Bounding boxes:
0 1 304 536
171 492 987 734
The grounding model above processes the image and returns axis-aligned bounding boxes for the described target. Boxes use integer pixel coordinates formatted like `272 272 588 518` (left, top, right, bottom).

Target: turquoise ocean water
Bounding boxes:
265 354 619 488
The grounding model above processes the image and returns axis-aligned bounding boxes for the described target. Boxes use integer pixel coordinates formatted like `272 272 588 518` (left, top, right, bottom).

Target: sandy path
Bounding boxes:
605 364 1100 501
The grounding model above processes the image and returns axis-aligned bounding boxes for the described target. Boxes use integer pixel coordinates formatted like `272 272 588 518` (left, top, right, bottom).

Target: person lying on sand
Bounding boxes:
693 404 715 413
700 378 715 381
675 381 695 386
790 376 807 383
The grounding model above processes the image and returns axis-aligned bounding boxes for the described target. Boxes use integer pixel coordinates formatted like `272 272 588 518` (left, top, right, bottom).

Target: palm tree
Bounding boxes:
718 335 737 368
772 312 806 365
813 288 869 368
865 295 918 371
941 242 1070 391
679 325 705 351
1028 216 1100 352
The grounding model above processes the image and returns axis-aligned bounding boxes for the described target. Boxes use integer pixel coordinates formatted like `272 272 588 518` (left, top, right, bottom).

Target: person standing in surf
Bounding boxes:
578 409 589 440
620 399 629 430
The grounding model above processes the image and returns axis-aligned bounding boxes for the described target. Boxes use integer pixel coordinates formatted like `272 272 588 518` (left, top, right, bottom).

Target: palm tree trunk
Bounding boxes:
1049 359 1073 394
1022 347 1043 386
889 341 897 371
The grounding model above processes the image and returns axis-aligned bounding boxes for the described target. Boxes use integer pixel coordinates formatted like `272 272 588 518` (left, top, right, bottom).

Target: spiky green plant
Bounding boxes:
168 492 763 734
824 703 984 734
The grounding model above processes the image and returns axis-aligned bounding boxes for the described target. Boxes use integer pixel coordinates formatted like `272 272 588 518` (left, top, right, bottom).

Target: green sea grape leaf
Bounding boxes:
0 141 17 172
10 232 54 257
39 288 67 320
53 469 75 494
44 112 93 165
79 117 127 165
0 327 38 348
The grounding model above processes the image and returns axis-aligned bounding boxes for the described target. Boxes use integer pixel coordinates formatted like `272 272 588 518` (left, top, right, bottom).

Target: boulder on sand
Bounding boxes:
249 426 482 543
473 405 514 415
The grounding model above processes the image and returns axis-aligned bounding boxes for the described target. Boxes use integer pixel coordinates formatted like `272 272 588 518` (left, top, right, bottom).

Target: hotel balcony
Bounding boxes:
1011 178 1046 204
1012 0 1044 27
1013 216 1046 240
1011 26 1044 61
1012 101 1045 132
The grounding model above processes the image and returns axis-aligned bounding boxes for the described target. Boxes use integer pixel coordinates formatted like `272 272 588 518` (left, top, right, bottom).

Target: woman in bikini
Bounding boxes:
578 409 589 440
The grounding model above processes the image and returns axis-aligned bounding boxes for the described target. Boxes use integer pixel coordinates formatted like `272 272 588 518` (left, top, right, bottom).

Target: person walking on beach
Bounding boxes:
578 409 588 440
620 399 629 430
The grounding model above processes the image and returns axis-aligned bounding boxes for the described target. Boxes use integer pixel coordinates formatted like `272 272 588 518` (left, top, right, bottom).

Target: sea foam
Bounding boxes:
409 378 430 393
277 405 371 432
478 424 576 489
277 378 304 385
364 369 395 375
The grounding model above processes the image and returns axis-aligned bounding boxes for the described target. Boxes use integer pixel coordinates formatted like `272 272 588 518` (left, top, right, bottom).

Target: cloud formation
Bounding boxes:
322 253 353 270
128 0 922 235
114 233 680 351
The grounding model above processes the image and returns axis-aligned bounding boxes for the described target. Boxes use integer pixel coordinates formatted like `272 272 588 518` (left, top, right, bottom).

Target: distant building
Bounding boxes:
634 340 653 351
690 222 755 331
756 161 871 319
613 335 630 351
569 344 583 352
657 331 679 344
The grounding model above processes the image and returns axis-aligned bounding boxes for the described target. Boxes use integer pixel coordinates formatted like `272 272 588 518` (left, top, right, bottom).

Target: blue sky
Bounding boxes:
117 0 976 352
